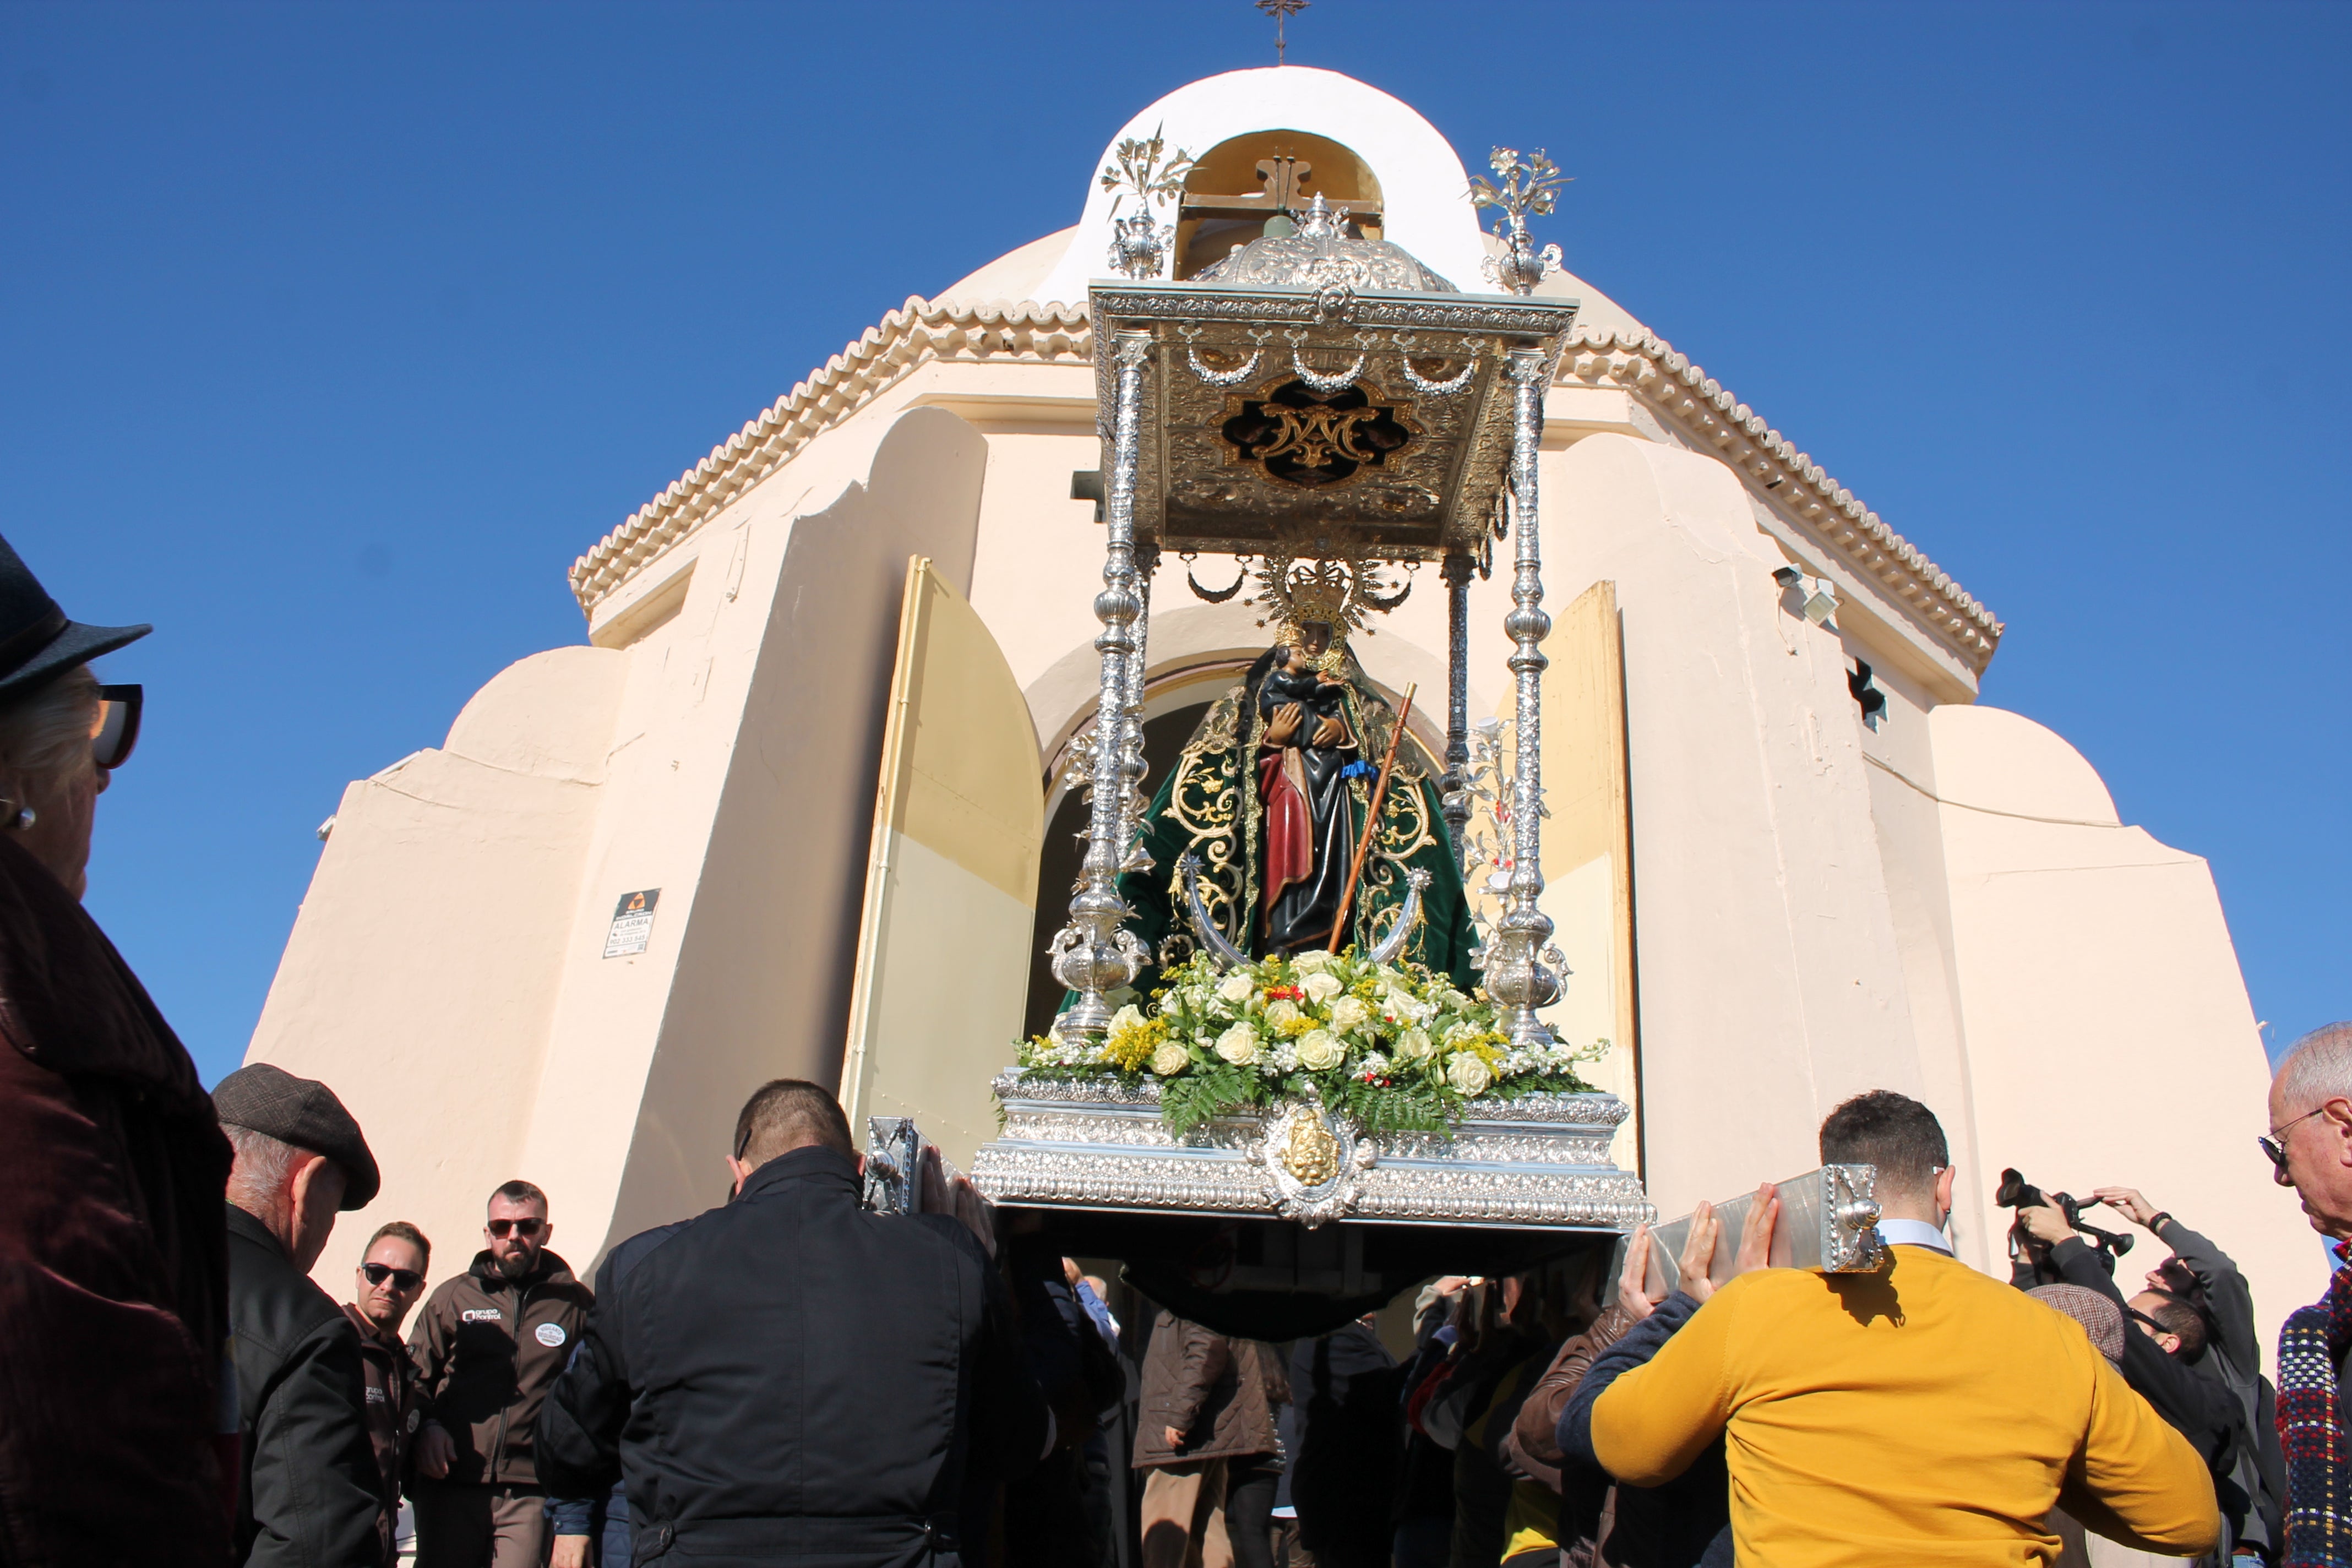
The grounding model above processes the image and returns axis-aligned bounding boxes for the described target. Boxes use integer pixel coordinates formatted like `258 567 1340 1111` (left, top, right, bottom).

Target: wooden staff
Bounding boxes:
1329 683 1417 954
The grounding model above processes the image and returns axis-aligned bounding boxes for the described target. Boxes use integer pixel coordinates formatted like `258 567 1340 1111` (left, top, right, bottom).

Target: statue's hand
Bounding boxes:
1265 702 1304 746
1311 715 1347 747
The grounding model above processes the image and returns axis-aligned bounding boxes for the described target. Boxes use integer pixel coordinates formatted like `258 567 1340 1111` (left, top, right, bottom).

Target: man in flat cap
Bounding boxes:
216 1061 388 1567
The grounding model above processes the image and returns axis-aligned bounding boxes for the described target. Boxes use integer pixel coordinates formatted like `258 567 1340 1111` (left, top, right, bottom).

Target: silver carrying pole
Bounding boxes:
1049 329 1153 1042
1483 346 1560 1049
1627 1165 1887 1296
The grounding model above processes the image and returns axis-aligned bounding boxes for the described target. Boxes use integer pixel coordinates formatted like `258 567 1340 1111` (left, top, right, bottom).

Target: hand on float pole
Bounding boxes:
1328 684 1417 954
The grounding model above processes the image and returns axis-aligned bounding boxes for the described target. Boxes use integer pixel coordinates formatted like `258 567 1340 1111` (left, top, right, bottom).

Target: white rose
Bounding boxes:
1215 1022 1262 1065
1109 1004 1146 1036
1300 972 1344 1003
1292 951 1335 974
1216 971 1257 1006
1295 1030 1346 1071
1445 1052 1494 1096
1383 989 1431 1025
1150 1041 1190 1076
1395 1026 1436 1061
1329 995 1374 1037
1264 999 1303 1030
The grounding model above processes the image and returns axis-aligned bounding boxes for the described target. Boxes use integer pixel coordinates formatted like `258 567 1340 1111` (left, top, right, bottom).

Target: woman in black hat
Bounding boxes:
0 535 239 1566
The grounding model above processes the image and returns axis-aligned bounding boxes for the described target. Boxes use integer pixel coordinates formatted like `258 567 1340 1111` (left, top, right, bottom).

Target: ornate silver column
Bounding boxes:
1439 551 1474 868
1049 329 1153 1042
1119 542 1159 870
1485 347 1559 1048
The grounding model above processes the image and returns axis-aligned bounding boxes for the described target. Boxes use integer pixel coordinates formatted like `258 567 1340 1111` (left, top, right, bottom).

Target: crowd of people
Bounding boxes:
2 529 2351 1568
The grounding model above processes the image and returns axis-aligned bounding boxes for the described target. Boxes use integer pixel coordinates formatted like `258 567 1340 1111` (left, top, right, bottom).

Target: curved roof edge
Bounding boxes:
567 296 2000 671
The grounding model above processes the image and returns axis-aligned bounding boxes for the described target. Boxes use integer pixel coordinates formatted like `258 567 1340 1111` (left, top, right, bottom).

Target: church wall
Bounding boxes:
1845 652 1994 1266
247 645 627 1287
1926 705 2307 1351
1544 433 1931 1219
583 407 992 1252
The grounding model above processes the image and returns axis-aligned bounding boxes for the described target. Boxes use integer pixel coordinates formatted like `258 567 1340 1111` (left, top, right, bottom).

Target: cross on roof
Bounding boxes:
1256 0 1308 66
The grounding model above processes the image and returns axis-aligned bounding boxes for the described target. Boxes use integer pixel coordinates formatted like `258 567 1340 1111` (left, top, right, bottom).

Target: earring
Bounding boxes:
0 794 31 831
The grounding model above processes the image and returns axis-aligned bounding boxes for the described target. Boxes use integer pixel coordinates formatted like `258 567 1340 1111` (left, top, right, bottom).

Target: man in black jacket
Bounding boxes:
215 1063 386 1568
1288 1316 1402 1568
537 1079 1050 1567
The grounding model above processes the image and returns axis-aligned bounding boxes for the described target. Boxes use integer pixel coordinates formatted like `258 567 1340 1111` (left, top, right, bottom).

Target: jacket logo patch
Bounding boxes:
535 1322 568 1348
460 1308 503 1323
366 1386 387 1404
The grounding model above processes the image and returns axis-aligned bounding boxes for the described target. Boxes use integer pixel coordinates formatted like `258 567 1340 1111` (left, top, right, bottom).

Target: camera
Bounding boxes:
1995 1168 2133 1284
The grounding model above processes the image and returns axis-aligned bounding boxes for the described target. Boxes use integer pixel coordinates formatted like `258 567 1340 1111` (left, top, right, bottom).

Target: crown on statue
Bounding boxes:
1247 543 1412 672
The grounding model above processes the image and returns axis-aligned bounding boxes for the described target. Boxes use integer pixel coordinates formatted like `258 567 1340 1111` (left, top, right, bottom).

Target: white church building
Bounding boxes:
246 67 2295 1340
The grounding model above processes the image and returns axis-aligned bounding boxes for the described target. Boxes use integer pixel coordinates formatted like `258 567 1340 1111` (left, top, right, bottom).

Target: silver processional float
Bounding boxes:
878 145 1885 1335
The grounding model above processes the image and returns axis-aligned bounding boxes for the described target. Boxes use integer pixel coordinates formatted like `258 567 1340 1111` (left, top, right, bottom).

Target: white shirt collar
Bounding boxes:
1875 1217 1954 1255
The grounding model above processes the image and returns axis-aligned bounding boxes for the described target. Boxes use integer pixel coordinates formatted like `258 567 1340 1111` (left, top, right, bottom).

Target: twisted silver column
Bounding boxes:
1049 330 1153 1042
1119 543 1159 872
1485 347 1559 1048
1439 552 1474 869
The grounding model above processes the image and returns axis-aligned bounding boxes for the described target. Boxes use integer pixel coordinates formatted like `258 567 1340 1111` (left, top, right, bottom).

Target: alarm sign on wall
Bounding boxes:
602 889 660 958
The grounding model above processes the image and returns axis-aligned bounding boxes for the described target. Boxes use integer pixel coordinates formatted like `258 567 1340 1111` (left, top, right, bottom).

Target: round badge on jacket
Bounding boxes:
536 1322 567 1348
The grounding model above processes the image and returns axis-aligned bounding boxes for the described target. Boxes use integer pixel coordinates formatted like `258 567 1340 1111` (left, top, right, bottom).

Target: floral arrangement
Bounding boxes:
1016 950 1602 1135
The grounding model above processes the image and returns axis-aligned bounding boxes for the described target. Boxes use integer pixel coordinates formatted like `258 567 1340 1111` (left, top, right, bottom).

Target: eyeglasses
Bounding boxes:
92 685 141 770
361 1262 424 1292
2261 1105 2330 1175
487 1217 543 1239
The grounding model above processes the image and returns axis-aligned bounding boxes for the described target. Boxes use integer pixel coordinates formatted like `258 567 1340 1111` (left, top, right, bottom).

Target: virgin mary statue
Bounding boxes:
1115 556 1479 990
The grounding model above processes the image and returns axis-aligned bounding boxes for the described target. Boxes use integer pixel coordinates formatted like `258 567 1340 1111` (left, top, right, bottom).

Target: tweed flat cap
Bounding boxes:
213 1062 380 1210
2029 1283 2126 1365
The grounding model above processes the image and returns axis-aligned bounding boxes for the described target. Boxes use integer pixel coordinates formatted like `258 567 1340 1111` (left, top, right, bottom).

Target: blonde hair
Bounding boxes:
0 665 99 806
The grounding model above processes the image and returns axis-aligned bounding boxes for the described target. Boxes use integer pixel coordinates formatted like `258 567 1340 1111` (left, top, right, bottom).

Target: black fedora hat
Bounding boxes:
0 533 149 698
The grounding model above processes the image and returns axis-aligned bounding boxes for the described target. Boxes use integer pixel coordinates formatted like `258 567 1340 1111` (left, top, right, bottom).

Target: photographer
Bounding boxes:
2016 1197 2247 1527
2092 1187 2283 1564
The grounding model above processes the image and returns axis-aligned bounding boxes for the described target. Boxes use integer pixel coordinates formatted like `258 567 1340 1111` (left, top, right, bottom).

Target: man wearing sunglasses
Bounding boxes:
409 1181 594 1568
345 1222 433 1566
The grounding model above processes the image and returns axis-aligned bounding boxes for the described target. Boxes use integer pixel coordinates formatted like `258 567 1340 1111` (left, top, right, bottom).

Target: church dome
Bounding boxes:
1191 194 1455 292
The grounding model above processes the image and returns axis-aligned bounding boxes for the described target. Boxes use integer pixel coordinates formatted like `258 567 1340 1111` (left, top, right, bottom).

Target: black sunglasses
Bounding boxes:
2261 1105 2329 1175
361 1261 424 1292
487 1217 543 1239
94 684 141 770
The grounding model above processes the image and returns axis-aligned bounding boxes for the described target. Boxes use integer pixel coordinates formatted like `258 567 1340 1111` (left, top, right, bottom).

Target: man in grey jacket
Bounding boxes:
216 1062 385 1567
2093 1184 2286 1562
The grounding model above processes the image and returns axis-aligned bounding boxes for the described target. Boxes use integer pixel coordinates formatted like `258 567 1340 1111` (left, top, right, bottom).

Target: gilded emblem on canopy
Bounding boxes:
1221 377 1417 489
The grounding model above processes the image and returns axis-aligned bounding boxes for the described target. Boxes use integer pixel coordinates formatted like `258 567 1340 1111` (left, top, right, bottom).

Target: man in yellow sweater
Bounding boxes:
1588 1091 2220 1567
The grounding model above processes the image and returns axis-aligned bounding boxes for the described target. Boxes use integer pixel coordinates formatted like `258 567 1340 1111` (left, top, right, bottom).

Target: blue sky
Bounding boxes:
3 1 2343 1087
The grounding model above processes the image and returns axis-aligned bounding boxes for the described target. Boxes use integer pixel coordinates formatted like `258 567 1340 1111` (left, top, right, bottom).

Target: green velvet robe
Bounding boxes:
1114 669 1481 998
